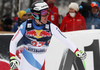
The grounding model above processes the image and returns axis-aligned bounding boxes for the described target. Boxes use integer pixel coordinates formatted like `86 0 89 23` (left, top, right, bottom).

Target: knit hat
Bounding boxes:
69 2 79 11
17 10 26 19
25 8 31 13
91 1 99 8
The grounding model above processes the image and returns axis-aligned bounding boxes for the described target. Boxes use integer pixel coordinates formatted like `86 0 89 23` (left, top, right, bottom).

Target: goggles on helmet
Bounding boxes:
41 9 49 17
31 8 49 19
31 12 40 19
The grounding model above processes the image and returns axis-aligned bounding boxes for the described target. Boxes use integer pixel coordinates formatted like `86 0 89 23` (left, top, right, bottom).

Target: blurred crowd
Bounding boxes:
0 0 100 32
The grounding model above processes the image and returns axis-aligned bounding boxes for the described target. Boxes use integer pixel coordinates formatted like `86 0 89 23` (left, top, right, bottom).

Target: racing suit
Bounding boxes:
9 19 78 70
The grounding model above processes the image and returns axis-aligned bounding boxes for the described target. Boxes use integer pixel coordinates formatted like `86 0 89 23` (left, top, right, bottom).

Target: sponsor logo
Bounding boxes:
26 29 51 38
20 25 23 29
45 24 49 29
77 19 81 21
28 47 47 53
27 23 32 28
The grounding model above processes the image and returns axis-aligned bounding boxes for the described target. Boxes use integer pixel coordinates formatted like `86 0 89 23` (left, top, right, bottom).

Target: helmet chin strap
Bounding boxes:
39 14 44 25
39 20 44 25
35 19 44 26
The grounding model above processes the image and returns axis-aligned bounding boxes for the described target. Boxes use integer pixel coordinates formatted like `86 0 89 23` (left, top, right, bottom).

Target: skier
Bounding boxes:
9 1 86 70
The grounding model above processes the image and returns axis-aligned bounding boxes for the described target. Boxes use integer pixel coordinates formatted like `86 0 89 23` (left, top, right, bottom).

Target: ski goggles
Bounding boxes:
41 9 49 17
23 14 27 16
31 12 39 17
27 14 32 16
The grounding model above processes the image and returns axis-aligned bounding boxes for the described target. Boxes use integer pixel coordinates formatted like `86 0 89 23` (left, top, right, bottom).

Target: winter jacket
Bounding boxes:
48 3 59 27
85 12 100 29
11 20 24 32
60 12 86 32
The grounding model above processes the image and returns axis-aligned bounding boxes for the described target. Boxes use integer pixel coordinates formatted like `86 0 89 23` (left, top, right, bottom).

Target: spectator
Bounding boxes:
98 2 100 18
2 14 13 31
11 10 28 32
85 1 100 29
60 2 86 32
14 17 18 23
44 0 59 27
0 20 3 31
12 16 18 26
79 2 91 18
25 8 33 19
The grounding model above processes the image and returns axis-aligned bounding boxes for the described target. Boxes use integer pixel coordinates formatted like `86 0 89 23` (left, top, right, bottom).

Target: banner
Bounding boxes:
46 29 100 70
0 33 13 70
0 30 100 70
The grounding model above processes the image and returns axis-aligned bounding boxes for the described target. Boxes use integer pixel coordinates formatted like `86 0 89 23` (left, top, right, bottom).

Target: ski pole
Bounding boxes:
82 59 86 70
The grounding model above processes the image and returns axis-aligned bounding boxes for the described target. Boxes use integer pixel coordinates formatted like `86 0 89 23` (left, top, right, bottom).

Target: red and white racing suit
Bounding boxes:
9 19 78 70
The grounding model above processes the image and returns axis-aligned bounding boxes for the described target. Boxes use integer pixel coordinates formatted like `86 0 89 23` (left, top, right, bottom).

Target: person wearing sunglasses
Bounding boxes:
9 1 86 70
11 10 28 32
25 8 33 19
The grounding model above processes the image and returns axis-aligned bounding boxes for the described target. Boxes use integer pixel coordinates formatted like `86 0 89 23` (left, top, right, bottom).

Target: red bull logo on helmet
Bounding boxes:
26 29 51 38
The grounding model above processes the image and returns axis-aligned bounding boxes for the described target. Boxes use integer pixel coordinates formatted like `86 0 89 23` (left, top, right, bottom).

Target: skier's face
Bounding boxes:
40 9 49 24
41 15 49 24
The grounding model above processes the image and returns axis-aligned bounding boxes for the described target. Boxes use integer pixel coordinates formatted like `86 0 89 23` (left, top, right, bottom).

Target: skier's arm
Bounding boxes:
50 23 86 59
51 23 78 53
9 21 27 57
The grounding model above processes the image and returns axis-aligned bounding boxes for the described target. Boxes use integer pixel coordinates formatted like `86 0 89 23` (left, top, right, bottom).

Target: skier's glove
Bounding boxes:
10 56 20 69
76 50 86 60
